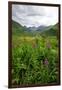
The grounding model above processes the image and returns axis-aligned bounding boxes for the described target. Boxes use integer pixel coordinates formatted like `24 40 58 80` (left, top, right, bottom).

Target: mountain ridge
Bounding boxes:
12 20 58 36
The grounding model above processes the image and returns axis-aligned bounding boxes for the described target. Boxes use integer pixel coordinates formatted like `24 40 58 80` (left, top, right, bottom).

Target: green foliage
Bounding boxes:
12 20 59 85
12 35 59 85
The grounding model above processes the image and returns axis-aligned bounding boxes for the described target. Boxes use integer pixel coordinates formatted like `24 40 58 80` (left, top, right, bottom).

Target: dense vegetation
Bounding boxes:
12 20 59 86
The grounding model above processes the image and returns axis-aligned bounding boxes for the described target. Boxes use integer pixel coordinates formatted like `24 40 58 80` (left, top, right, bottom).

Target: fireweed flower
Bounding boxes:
44 58 49 65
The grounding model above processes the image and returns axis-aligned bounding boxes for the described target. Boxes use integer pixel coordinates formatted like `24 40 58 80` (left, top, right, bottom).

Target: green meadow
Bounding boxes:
12 20 59 85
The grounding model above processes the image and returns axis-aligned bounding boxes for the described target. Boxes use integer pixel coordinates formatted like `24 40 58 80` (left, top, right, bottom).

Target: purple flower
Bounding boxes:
44 58 49 65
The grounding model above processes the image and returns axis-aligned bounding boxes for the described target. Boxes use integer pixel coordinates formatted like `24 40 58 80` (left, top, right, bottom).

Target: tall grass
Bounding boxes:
12 35 59 85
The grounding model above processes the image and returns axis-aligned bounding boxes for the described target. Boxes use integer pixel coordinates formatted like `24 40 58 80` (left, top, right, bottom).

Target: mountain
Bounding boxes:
28 26 37 31
12 20 58 37
12 20 35 36
41 23 59 36
28 25 47 31
37 25 47 31
12 20 27 35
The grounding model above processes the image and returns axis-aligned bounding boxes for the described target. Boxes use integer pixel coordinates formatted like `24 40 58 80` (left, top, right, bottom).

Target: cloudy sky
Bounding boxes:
12 4 58 27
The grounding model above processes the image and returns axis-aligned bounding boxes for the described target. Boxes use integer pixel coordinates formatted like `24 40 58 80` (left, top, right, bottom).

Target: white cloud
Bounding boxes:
12 4 58 27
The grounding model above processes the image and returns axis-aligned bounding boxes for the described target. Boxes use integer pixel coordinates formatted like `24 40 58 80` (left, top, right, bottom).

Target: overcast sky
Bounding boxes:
12 4 58 27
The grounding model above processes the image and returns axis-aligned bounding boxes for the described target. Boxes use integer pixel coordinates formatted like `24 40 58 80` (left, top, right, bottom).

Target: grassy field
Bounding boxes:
12 34 59 85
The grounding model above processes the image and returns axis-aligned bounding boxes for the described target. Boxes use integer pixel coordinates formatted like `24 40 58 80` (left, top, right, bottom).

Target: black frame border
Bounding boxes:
8 1 61 88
